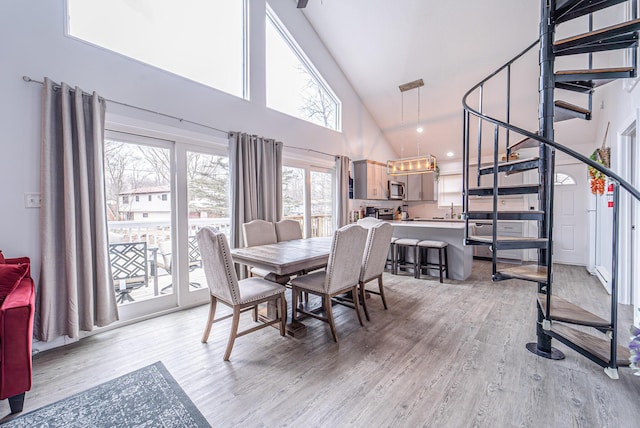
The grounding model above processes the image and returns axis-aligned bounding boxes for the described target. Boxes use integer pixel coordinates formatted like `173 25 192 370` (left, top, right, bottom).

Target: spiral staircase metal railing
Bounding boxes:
462 0 640 379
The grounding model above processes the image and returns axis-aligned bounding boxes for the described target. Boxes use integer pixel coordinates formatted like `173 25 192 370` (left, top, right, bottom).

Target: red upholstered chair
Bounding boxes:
0 252 36 414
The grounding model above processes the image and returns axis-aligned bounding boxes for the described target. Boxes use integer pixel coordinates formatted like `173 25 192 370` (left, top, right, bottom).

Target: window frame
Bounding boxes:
265 5 342 131
64 0 250 99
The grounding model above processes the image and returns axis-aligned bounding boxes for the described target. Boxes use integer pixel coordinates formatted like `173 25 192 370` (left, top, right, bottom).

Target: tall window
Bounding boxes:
66 0 247 98
266 7 341 131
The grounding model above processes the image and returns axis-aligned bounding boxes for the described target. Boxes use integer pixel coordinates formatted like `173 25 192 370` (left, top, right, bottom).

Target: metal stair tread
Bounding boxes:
537 294 611 328
554 18 640 50
555 67 635 83
554 0 628 24
554 100 590 115
497 265 548 283
467 210 544 220
468 184 540 196
509 133 539 151
555 100 591 121
478 157 540 175
548 323 630 367
467 235 548 249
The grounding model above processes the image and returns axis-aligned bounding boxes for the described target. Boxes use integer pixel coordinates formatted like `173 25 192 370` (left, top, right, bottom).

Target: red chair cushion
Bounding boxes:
0 263 28 306
0 250 5 264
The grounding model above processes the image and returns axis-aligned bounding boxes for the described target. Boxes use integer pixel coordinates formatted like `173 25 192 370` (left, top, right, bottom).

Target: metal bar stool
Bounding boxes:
385 237 398 272
416 240 449 283
392 238 420 277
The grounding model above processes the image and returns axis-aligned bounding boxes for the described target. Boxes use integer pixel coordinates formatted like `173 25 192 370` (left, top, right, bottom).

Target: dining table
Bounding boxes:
230 236 333 337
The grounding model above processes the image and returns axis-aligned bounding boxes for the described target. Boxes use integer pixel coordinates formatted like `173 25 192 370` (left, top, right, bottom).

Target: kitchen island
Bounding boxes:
385 220 472 280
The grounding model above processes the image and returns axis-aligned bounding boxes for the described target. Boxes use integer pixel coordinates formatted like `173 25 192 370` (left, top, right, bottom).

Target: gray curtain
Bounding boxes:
335 155 351 228
229 132 283 249
35 78 118 341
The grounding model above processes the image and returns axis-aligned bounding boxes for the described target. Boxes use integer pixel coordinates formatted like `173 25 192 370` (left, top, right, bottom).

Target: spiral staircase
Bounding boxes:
462 0 640 379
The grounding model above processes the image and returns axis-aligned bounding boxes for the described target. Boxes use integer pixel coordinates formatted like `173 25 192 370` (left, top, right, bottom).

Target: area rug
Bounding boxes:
1 361 210 427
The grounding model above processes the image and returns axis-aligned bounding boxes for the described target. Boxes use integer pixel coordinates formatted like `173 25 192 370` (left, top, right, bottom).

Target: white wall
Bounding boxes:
0 0 397 276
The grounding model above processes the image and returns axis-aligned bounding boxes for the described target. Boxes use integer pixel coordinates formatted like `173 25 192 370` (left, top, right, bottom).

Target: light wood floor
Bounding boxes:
2 261 639 427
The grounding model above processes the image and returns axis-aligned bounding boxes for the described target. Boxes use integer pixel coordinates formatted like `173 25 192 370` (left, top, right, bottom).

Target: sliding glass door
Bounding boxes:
104 132 224 319
104 132 177 318
282 163 334 238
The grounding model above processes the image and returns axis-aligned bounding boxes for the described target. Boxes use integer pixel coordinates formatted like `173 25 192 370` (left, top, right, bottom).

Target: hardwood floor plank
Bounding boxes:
2 261 639 427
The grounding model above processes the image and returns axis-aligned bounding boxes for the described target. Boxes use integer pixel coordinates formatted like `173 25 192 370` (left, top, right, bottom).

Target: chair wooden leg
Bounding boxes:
201 295 217 343
378 275 388 310
324 294 339 342
223 306 241 361
359 281 370 322
352 286 364 327
252 305 258 322
414 246 421 279
279 294 287 336
292 287 299 322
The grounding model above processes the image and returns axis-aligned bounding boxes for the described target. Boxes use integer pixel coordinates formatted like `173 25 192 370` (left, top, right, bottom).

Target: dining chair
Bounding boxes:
275 219 303 242
197 227 287 361
242 220 289 285
356 217 381 228
290 224 368 342
357 222 394 321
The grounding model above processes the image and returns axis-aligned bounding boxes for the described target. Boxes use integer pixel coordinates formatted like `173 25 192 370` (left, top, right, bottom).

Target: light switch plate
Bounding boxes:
24 192 41 208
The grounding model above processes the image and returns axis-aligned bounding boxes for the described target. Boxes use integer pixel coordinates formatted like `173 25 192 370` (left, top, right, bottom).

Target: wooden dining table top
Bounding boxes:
230 236 333 276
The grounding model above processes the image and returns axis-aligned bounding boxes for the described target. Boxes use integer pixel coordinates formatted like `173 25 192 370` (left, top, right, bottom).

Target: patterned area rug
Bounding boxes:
2 361 210 427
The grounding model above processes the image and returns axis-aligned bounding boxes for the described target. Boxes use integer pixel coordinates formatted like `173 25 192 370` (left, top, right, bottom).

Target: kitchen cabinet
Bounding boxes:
405 173 437 201
353 160 389 200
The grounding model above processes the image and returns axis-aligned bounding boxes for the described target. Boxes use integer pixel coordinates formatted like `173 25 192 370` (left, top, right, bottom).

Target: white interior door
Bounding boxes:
553 164 588 265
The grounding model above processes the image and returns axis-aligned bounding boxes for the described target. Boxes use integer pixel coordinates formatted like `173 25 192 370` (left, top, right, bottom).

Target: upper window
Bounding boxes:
66 0 247 98
265 7 341 131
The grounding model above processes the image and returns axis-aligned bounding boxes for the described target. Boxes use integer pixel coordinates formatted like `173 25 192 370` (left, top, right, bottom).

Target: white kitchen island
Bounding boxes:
385 220 472 280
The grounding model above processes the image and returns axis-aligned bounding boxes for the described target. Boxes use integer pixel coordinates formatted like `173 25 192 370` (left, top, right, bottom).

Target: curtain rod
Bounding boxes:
22 75 338 159
22 75 228 136
285 146 337 158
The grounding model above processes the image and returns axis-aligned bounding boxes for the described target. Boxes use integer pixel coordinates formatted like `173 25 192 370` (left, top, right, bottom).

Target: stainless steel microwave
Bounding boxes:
388 180 406 200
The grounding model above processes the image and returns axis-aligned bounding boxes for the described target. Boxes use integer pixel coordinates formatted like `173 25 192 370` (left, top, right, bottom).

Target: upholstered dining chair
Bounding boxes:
242 220 289 285
197 227 287 361
357 222 394 321
290 224 368 342
357 217 382 228
275 219 303 242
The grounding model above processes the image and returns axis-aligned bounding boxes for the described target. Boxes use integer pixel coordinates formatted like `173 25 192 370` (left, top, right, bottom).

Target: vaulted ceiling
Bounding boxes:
300 0 601 162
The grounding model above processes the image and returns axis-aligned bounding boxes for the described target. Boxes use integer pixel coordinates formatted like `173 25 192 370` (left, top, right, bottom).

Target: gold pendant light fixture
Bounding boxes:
387 78 437 175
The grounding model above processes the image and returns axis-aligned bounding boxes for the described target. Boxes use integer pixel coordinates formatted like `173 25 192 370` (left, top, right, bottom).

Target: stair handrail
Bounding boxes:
462 39 640 202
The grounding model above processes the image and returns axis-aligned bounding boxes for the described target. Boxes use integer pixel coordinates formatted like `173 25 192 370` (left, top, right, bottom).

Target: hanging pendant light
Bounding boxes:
387 78 437 176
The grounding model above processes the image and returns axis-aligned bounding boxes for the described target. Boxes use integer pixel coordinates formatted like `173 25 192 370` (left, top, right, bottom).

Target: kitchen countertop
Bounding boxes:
385 220 466 229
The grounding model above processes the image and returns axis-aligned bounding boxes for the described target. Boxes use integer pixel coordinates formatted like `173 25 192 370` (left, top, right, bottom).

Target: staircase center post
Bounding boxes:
534 0 559 357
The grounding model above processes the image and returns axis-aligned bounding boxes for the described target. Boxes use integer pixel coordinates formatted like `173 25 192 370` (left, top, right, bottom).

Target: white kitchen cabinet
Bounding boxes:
353 160 389 200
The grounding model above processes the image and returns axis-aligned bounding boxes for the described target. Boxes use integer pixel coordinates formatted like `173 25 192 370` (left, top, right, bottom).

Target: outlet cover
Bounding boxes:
24 192 41 208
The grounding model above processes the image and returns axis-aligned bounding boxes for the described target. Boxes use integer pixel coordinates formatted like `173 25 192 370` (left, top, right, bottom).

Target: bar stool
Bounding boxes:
393 238 420 277
416 240 449 283
385 237 398 272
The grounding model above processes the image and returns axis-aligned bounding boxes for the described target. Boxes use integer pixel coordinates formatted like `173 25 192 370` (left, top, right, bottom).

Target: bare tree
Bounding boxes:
296 65 337 129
